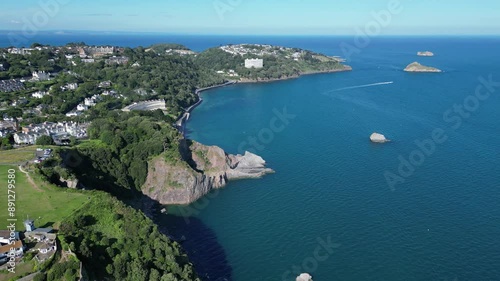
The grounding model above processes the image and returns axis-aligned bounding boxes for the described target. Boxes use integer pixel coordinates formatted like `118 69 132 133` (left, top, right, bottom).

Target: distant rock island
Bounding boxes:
404 62 442 73
370 132 390 143
417 51 434 57
297 273 313 281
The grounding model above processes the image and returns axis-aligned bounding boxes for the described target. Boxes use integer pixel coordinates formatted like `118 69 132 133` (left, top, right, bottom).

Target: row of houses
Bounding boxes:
0 79 24 93
7 48 34 55
13 121 89 145
73 89 121 114
78 46 115 58
105 56 129 65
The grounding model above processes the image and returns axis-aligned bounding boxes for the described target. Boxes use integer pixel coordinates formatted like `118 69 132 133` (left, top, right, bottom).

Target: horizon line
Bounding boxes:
1 29 500 37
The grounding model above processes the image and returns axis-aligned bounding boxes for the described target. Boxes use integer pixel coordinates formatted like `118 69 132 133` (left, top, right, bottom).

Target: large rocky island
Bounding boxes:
404 62 442 73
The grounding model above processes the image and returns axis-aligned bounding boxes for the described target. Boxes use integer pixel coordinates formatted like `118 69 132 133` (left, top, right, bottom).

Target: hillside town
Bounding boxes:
220 44 306 60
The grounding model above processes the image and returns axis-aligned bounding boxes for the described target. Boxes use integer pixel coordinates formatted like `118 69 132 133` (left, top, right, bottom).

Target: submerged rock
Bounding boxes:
370 132 389 143
296 273 313 281
404 62 442 73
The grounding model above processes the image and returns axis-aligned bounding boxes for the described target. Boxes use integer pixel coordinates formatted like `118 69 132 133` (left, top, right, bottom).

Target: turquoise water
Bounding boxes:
166 37 500 281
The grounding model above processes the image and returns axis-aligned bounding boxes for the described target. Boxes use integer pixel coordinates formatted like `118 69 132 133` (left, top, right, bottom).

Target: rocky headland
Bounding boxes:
142 140 274 205
404 62 442 73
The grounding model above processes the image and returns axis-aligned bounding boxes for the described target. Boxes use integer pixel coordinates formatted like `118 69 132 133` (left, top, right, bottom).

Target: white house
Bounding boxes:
32 71 50 81
32 91 48 99
65 111 82 117
61 83 78 91
77 104 88 111
245 58 264 69
0 230 19 245
0 240 24 258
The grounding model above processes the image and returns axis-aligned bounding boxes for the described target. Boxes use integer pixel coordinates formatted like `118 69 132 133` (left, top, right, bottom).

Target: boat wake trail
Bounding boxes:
327 81 394 93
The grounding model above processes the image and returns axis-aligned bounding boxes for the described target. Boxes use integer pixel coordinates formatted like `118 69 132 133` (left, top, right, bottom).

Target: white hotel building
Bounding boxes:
245 58 264 69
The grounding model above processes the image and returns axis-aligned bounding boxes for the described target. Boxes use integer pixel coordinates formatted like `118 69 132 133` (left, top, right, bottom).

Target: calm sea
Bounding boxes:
6 33 500 280
173 36 500 281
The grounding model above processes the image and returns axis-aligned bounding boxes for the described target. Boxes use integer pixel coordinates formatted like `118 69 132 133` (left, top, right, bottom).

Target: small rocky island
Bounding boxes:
417 51 434 57
297 273 313 281
404 62 442 73
370 132 390 143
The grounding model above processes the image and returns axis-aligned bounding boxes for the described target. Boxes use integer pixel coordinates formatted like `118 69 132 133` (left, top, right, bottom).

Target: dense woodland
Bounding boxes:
57 193 200 281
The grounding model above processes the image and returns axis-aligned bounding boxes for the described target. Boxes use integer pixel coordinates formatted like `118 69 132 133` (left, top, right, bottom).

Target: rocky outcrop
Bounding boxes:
60 177 78 188
370 132 390 143
141 140 274 205
297 273 313 281
404 62 442 73
417 51 434 57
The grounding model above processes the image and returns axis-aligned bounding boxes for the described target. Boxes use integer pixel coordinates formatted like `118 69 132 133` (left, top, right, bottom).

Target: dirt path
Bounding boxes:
18 165 42 192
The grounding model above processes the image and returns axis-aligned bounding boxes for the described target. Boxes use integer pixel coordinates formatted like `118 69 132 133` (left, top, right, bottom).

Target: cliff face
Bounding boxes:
141 140 274 205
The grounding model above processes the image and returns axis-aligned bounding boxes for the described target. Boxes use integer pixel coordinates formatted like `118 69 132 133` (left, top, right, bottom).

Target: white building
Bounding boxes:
32 91 48 99
65 111 82 117
61 83 78 91
245 58 264 69
76 104 88 111
32 71 50 81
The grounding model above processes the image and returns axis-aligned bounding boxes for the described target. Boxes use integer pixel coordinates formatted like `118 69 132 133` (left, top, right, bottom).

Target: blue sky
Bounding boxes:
1 0 499 35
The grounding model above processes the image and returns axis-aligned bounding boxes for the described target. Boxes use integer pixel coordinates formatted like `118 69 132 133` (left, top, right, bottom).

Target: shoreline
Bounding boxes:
236 66 352 84
175 81 237 133
174 65 352 134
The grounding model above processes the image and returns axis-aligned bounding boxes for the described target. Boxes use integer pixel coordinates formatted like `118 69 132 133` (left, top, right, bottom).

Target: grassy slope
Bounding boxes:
0 149 89 229
0 146 38 165
0 148 90 280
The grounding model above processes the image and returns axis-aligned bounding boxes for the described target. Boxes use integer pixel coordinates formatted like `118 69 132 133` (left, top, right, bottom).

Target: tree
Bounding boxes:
70 136 79 146
33 273 47 281
36 135 55 146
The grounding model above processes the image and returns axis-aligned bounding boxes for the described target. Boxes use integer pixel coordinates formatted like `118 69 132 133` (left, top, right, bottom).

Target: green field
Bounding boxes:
0 165 90 230
0 146 37 165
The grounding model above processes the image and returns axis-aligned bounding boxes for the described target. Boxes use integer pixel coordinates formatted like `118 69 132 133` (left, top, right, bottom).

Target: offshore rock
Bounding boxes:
296 273 313 281
370 132 390 143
